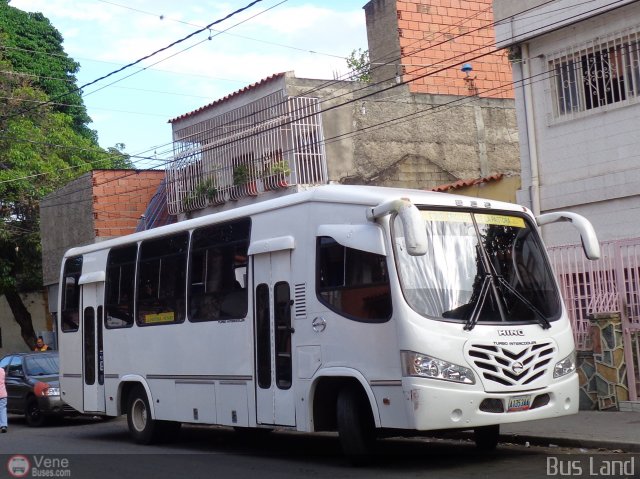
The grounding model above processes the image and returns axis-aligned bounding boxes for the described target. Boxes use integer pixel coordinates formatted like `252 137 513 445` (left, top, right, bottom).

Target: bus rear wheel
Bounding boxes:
127 386 155 444
336 385 376 464
126 385 181 444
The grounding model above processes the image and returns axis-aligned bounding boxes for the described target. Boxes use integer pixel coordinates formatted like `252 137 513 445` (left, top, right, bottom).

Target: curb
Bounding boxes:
500 434 640 453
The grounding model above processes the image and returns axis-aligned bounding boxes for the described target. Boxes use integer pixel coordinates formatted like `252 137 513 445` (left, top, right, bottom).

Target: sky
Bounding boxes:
10 0 369 168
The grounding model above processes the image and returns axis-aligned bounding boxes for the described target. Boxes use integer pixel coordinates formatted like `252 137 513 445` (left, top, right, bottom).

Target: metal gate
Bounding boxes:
548 239 640 401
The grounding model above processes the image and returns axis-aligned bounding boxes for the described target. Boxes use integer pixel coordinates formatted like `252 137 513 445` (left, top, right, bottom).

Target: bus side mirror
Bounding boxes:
367 198 428 256
536 212 600 260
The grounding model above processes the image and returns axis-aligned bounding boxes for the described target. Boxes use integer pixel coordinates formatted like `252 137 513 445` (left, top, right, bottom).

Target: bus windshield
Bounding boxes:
393 210 561 328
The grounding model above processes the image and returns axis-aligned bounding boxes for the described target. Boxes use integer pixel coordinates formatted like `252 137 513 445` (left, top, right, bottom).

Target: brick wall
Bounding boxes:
398 0 513 97
367 0 513 98
92 170 164 238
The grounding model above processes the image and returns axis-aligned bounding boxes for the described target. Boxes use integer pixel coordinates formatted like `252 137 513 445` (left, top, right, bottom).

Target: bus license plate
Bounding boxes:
507 395 531 412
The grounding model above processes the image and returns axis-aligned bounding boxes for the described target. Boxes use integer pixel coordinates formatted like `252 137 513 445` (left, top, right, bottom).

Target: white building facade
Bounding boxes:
494 0 640 247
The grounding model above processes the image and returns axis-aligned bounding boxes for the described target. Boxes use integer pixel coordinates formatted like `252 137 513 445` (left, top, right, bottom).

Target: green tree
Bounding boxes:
0 0 95 141
0 2 133 349
346 48 371 83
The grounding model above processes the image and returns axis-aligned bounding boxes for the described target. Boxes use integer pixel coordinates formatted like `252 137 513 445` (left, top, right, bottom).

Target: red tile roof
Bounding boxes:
431 173 503 192
168 72 287 123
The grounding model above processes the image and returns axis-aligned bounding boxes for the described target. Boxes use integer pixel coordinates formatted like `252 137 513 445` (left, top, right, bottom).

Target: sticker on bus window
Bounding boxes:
420 211 525 228
144 312 175 324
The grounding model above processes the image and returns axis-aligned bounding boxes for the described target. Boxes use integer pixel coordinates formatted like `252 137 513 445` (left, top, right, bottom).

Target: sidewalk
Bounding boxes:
500 411 640 452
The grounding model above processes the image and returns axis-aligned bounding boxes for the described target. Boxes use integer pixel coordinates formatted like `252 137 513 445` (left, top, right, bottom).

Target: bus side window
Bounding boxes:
61 256 83 332
136 232 188 326
188 218 250 322
105 245 137 328
316 236 392 323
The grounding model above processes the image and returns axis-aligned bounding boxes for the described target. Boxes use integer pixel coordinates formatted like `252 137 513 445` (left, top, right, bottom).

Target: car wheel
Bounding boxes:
25 396 47 427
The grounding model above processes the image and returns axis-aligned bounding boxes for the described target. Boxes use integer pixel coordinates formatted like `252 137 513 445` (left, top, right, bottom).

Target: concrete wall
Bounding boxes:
40 173 94 288
504 2 640 246
0 292 50 355
287 77 520 191
364 0 402 85
40 170 165 288
348 92 519 189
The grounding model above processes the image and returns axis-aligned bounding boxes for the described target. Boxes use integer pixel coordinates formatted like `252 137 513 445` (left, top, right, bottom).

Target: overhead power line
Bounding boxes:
4 0 632 213
0 0 268 124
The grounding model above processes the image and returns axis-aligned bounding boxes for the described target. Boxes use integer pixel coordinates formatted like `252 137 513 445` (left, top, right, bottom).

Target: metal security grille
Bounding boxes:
166 92 327 214
548 239 640 401
468 342 555 388
548 25 640 121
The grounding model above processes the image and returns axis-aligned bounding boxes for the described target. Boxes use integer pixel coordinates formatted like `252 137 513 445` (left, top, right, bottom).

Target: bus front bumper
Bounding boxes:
403 373 579 431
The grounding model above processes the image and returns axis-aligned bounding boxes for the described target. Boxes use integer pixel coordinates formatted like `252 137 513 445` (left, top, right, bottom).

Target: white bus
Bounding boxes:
57 185 599 459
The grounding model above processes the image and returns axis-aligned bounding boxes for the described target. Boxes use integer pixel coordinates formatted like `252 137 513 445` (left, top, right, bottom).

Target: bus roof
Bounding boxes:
62 184 527 258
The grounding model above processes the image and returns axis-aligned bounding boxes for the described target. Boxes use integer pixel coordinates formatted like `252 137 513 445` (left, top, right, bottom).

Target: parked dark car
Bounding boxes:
0 351 77 426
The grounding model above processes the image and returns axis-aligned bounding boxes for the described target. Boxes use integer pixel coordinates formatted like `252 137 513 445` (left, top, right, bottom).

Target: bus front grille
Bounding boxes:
468 342 556 388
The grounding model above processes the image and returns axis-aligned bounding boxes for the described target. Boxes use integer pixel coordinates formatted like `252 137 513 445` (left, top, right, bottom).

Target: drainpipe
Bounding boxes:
521 43 541 217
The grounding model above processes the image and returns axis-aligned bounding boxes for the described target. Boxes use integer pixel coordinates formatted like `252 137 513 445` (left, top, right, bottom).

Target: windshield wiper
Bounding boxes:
463 274 491 331
465 216 551 331
495 276 551 329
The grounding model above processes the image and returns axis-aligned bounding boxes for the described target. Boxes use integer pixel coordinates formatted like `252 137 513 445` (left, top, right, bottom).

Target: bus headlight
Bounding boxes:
554 351 576 378
401 351 475 384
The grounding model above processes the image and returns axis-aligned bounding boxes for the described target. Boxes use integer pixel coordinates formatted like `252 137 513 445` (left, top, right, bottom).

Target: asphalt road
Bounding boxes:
0 414 632 479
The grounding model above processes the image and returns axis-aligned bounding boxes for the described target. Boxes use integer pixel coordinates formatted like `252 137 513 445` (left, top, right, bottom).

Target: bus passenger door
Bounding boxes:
253 250 296 426
81 282 106 413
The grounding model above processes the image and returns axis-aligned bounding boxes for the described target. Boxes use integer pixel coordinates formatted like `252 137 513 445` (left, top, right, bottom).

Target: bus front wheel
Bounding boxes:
336 385 376 464
474 424 500 451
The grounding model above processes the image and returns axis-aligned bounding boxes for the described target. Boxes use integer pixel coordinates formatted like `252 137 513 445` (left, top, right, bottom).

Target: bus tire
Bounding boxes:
474 424 500 452
127 385 159 444
336 385 376 464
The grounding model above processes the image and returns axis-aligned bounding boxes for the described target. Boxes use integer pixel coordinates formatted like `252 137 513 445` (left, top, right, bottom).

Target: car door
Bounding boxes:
5 356 28 413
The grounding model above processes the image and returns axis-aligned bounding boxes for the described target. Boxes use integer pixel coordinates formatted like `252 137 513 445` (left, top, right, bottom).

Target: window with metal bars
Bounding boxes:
549 28 640 119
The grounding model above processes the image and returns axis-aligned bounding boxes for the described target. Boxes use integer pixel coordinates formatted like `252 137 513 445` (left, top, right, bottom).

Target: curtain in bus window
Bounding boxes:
394 211 561 323
61 256 82 332
394 215 477 317
317 237 391 322
188 219 250 322
136 233 188 325
105 245 137 328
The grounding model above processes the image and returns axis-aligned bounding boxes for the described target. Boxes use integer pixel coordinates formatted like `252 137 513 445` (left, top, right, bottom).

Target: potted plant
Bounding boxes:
230 164 258 198
194 178 219 203
265 160 291 190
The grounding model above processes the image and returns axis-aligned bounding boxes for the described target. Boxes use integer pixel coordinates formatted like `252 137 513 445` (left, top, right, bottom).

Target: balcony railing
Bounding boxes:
166 93 327 215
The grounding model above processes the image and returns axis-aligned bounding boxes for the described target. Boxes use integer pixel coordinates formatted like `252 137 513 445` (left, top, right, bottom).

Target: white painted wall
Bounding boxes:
497 1 640 246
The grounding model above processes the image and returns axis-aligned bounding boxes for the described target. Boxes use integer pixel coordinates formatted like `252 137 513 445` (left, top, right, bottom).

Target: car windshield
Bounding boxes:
25 355 59 376
393 210 561 328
